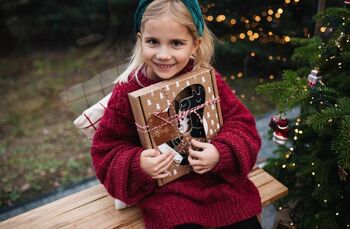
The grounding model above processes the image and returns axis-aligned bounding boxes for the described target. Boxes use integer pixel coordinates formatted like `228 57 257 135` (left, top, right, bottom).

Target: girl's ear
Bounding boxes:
191 38 202 55
137 32 142 41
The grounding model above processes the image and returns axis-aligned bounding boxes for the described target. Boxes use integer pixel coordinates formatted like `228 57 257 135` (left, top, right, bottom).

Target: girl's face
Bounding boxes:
139 15 201 81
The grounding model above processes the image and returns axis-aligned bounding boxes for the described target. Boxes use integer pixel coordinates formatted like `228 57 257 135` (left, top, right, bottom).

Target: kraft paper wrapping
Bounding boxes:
128 67 223 186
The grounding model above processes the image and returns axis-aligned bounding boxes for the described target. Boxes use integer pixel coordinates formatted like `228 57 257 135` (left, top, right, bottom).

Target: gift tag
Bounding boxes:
158 143 184 164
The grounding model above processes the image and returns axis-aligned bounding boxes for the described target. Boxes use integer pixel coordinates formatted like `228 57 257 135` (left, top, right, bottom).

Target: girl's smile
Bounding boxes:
139 14 200 81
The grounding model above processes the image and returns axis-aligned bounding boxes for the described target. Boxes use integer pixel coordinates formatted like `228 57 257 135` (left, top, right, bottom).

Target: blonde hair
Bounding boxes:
115 0 215 84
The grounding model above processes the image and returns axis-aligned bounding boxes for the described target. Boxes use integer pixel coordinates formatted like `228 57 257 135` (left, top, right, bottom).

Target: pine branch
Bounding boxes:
256 70 308 110
332 116 350 169
307 97 350 134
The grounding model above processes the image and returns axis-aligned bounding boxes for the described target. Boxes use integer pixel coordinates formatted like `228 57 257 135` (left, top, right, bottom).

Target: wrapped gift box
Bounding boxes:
128 67 223 186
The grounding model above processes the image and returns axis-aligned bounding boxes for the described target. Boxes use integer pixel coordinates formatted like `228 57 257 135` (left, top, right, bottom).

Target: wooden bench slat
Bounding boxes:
0 169 287 229
260 179 288 206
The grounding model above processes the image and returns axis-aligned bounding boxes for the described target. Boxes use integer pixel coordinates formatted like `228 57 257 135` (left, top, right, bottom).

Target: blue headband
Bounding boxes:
134 0 204 36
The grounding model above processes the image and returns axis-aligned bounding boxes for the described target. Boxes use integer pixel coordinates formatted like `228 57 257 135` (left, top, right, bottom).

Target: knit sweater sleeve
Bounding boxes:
210 71 261 184
90 86 156 205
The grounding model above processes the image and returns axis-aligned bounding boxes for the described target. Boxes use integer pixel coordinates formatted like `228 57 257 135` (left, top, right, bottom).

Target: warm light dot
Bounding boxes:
237 72 243 78
295 0 300 2
216 15 226 22
230 36 237 43
290 148 294 151
290 223 294 226
299 130 303 134
297 118 301 122
320 27 327 32
279 206 283 210
275 13 281 18
296 122 299 126
259 78 264 83
282 164 286 168
239 33 246 39
245 19 250 24
207 15 213 21
283 57 287 61
277 56 281 60
247 30 253 36
230 75 235 80
336 212 339 216
267 16 273 22
312 172 315 175
268 31 273 36
294 136 298 140
286 154 290 159
251 52 256 57
277 8 283 14
230 19 236 25
312 162 315 166
269 56 273 60
285 0 291 3
284 36 291 42
292 163 295 167
241 94 245 98
318 184 320 187
268 9 274 15
254 16 261 22
295 129 299 133
253 33 259 39
323 199 327 203
269 75 274 80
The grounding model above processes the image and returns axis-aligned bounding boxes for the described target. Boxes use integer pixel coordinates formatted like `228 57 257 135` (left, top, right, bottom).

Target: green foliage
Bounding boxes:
257 6 350 228
256 70 309 111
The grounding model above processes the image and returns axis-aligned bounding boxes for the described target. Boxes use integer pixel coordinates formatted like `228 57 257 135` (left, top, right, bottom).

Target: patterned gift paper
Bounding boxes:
128 67 223 186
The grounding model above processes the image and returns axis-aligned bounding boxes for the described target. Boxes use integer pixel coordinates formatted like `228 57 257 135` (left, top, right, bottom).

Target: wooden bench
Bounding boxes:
0 167 287 229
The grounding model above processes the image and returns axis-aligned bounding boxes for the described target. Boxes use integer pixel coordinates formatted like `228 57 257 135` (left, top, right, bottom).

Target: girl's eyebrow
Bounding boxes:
144 36 158 40
171 39 188 43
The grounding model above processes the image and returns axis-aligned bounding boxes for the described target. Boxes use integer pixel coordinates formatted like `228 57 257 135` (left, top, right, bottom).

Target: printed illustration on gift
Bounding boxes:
128 68 223 186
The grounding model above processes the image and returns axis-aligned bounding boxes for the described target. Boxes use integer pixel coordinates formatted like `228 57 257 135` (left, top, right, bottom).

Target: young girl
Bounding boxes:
91 0 262 228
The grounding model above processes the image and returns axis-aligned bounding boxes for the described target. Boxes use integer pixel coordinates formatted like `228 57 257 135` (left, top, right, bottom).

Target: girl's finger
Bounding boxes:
155 156 174 175
188 148 202 160
154 151 172 164
188 154 202 166
192 165 206 171
152 171 171 179
191 139 208 149
193 168 209 174
155 152 174 171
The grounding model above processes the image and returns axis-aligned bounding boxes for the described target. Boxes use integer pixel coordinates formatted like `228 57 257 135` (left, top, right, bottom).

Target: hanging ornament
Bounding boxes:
307 68 322 88
338 165 348 182
269 112 289 145
345 0 350 8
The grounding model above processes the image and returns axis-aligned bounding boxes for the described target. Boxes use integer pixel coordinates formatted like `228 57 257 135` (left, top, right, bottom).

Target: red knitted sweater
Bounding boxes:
91 66 262 229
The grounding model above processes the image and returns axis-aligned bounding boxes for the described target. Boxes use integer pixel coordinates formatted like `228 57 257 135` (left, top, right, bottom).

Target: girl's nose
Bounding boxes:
156 48 171 60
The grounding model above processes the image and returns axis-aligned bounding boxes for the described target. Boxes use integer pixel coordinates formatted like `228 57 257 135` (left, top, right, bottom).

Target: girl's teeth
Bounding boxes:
156 63 174 69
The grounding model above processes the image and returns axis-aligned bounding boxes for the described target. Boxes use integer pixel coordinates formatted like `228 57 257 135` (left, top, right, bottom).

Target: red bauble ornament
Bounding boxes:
269 113 289 145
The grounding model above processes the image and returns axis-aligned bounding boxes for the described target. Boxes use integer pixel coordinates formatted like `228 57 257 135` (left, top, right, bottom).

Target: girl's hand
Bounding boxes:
140 149 174 179
188 139 220 174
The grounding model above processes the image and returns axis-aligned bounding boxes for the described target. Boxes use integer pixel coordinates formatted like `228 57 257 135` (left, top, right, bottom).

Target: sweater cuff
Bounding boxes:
130 148 156 186
211 140 235 173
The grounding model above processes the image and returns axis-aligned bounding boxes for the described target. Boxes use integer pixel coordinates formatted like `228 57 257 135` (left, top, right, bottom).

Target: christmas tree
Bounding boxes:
256 4 350 229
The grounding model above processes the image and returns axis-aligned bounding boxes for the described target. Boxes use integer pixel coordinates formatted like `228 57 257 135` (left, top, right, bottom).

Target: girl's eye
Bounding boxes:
146 39 158 45
172 40 184 47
